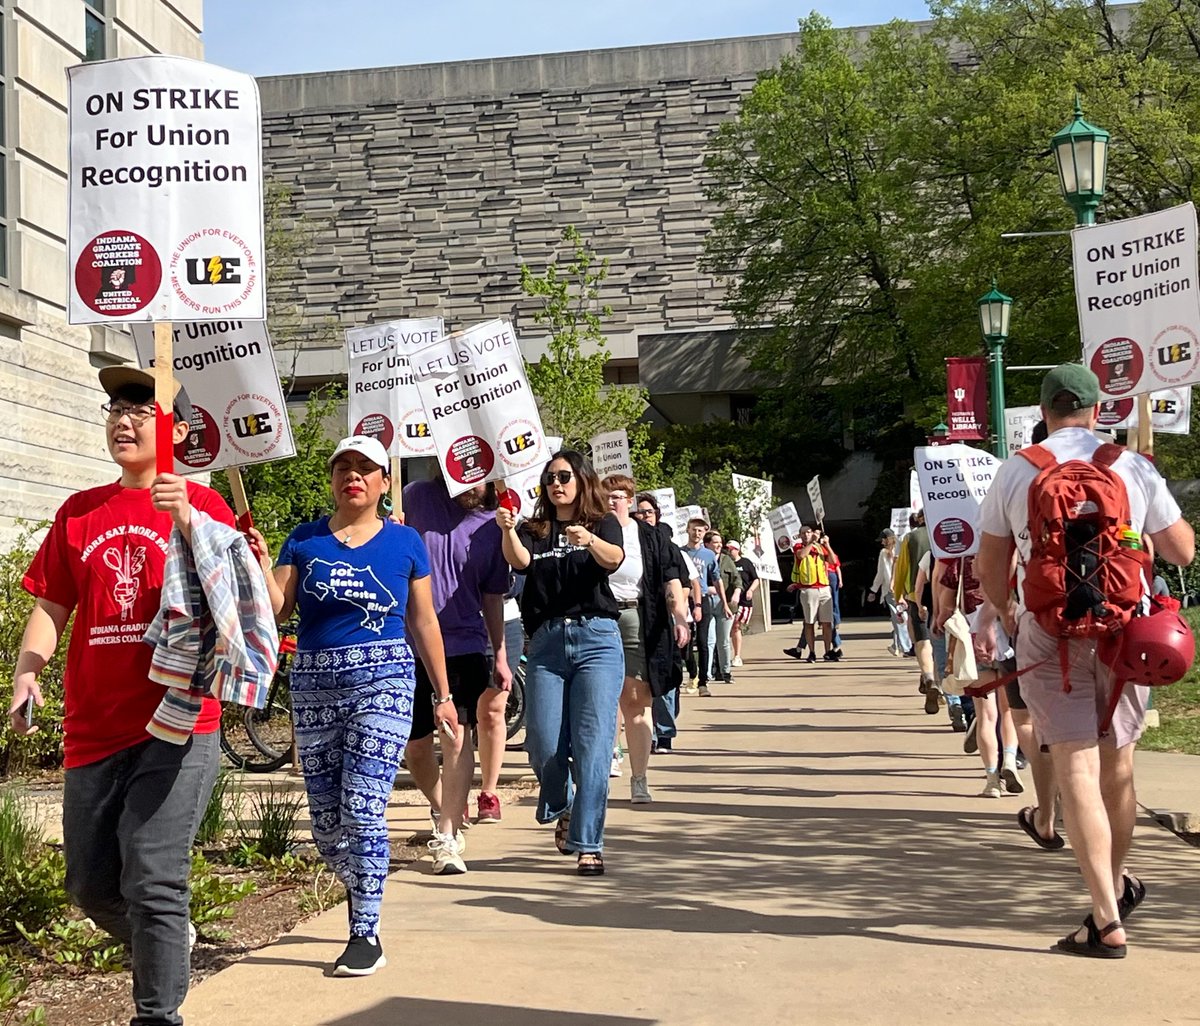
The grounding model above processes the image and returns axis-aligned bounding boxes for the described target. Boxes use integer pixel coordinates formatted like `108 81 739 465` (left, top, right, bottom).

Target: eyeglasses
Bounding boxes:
608 492 632 503
633 509 655 519
540 470 575 486
101 401 156 424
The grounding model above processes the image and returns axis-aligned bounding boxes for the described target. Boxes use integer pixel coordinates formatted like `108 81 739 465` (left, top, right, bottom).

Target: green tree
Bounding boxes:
704 1 1200 452
520 227 669 482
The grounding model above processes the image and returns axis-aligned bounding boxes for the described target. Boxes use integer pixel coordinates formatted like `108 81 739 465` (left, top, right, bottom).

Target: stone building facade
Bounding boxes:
257 33 822 425
0 0 202 544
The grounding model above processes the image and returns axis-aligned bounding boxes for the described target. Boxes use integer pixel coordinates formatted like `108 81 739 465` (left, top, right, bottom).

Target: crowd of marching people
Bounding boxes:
6 361 1196 1022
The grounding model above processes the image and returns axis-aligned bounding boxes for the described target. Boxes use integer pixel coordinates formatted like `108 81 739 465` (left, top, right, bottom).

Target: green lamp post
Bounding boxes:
1051 98 1110 226
978 281 1013 458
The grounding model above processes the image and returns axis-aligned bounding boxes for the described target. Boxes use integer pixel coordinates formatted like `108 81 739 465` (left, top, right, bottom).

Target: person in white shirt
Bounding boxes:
977 364 1193 959
869 529 910 656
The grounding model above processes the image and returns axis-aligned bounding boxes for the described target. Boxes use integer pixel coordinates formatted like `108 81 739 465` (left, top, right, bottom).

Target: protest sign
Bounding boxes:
732 473 781 583
412 319 547 497
498 435 561 520
345 318 444 458
806 475 825 525
1004 406 1041 453
768 502 803 554
1098 387 1191 435
909 469 922 512
590 430 632 478
646 488 684 546
67 56 264 325
914 444 1001 560
889 508 911 544
677 504 704 539
1073 202 1200 399
131 320 294 475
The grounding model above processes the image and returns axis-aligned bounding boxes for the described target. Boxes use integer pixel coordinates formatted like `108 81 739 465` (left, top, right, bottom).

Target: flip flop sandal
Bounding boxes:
554 813 573 856
1118 875 1146 920
1054 915 1126 959
1018 806 1065 851
577 853 605 876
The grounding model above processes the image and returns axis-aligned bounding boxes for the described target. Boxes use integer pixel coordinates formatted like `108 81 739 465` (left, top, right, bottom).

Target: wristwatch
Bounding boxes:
431 694 454 707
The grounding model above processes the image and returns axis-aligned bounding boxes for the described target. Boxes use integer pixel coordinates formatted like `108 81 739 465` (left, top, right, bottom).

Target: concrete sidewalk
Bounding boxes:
183 620 1200 1026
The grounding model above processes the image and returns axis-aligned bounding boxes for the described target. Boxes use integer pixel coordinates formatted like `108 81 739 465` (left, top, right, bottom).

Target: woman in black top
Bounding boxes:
495 450 624 875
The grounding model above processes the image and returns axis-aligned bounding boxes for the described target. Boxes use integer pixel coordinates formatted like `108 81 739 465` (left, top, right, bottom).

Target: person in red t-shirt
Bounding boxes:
9 365 237 1026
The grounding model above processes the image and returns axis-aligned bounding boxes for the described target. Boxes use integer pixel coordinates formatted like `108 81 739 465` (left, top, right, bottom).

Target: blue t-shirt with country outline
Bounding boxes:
278 518 430 652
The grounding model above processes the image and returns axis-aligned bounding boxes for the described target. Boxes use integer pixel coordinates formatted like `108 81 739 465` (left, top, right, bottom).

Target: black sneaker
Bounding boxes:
783 647 804 659
333 935 386 977
805 653 817 664
822 651 839 662
948 704 967 733
963 717 979 754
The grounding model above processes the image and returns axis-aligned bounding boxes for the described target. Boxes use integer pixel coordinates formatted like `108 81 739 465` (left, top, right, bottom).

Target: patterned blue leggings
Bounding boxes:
291 641 415 938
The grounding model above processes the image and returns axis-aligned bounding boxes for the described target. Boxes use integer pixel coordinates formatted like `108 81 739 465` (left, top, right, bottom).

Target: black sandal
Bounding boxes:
577 853 604 876
554 813 573 856
1054 915 1126 959
1017 806 1065 851
1118 875 1146 920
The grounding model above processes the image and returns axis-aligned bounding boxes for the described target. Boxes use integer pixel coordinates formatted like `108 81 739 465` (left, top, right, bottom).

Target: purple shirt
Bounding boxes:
403 479 509 657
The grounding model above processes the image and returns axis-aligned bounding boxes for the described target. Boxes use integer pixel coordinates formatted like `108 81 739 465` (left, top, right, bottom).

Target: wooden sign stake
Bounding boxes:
225 467 254 533
391 456 403 517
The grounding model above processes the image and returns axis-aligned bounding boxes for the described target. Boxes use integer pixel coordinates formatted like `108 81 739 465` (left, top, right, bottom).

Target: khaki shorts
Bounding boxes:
618 605 647 681
798 586 833 625
1014 612 1148 749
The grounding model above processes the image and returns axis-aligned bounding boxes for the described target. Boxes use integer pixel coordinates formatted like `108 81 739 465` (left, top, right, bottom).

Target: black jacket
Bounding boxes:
639 520 686 697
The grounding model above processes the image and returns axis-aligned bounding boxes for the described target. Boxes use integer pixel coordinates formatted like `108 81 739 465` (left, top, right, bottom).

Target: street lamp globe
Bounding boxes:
1051 98 1110 226
977 280 1013 342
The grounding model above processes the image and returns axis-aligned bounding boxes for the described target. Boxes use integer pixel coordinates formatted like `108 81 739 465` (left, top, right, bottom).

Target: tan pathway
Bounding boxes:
184 620 1200 1026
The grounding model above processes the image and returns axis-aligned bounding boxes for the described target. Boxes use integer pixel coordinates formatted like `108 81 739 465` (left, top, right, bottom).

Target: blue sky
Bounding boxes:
203 1 932 77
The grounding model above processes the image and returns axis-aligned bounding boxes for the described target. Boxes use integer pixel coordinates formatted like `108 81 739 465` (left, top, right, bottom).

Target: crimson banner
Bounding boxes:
946 356 988 440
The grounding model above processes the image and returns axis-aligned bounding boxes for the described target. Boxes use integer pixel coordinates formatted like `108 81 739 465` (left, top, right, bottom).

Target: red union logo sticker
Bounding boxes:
446 435 494 485
1097 398 1135 428
1090 337 1144 396
354 413 394 452
75 230 162 317
933 518 974 555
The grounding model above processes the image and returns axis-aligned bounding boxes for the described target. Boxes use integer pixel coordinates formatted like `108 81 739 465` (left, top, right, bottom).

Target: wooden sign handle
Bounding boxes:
225 466 254 532
1136 392 1154 457
153 321 174 475
390 456 403 517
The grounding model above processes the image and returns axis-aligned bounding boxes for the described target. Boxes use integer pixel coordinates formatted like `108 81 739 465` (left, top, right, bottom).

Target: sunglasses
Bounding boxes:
101 401 156 425
540 470 575 486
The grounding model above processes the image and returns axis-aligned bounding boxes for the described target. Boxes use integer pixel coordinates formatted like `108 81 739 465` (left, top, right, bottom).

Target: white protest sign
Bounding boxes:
346 318 444 458
499 435 561 520
768 502 803 554
1004 406 1041 453
889 507 911 544
1097 387 1192 435
909 468 922 512
647 488 684 546
678 504 704 540
806 475 825 524
131 320 294 474
1073 203 1200 399
914 443 1001 560
732 474 781 583
590 430 632 478
67 56 264 325
412 319 547 497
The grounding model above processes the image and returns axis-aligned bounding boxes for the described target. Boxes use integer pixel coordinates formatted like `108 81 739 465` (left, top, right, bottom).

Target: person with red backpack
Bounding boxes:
978 364 1194 960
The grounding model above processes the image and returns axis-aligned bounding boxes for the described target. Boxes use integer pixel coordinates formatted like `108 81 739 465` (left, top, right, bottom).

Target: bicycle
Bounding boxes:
220 635 295 772
504 655 526 749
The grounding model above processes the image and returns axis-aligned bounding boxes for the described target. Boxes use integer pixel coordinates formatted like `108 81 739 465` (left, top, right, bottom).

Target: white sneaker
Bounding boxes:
732 656 743 667
428 808 467 853
428 832 467 875
610 755 622 778
979 772 1002 799
630 775 652 804
887 644 899 656
188 922 197 951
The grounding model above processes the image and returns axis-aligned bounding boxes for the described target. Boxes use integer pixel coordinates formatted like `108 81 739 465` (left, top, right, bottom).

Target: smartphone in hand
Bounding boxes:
21 694 35 727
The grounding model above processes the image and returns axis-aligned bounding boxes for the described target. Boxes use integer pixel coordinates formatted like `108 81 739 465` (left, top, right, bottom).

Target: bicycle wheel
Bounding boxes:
504 663 526 746
241 670 294 772
220 702 263 771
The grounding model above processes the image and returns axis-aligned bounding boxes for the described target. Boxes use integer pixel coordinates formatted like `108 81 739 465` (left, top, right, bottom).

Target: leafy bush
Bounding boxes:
0 963 45 1026
0 524 70 776
189 852 255 939
235 781 304 860
16 920 125 973
195 770 238 847
0 792 69 941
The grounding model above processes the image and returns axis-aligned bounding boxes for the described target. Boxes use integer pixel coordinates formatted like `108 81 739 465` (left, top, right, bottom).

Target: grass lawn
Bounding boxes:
1138 607 1200 757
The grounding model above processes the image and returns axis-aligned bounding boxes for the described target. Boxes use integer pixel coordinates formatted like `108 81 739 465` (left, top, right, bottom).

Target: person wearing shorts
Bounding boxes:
728 540 758 668
978 364 1193 958
784 526 837 663
403 476 512 875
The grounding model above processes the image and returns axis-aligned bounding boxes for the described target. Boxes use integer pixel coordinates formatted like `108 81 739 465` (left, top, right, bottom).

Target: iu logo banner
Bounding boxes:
945 356 988 441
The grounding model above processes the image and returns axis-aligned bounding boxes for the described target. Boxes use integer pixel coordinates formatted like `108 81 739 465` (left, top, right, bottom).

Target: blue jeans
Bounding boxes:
884 594 912 652
702 595 721 680
62 732 220 1026
653 686 678 741
829 575 843 648
524 616 624 854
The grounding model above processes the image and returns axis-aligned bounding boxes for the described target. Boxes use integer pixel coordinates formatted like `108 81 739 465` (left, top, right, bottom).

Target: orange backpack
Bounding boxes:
1018 443 1148 640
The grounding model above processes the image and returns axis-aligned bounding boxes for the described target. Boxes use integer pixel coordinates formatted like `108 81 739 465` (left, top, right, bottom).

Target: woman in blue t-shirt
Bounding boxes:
253 435 456 978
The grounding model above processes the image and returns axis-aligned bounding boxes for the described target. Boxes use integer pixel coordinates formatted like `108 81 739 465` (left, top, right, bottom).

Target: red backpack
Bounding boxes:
1018 443 1148 640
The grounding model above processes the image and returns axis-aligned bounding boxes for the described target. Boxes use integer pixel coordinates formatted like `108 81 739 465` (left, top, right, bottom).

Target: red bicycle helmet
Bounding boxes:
1110 611 1196 686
